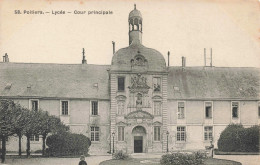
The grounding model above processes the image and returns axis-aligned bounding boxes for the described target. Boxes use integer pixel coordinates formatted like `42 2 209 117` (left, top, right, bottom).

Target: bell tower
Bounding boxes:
129 4 143 45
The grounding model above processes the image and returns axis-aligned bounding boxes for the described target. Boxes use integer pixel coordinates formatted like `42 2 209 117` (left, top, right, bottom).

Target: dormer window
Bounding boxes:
131 54 147 67
205 102 213 119
232 102 239 118
29 99 39 112
135 57 143 65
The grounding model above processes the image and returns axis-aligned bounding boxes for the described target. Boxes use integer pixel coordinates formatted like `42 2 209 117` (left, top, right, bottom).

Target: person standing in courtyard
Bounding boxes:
78 155 87 165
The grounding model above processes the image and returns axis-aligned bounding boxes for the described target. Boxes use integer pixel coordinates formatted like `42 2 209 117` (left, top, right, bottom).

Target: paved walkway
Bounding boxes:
3 153 260 165
214 155 260 165
131 153 162 159
3 155 112 165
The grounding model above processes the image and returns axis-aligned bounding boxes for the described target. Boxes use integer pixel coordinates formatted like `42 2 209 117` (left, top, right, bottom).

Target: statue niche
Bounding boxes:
128 74 151 111
136 93 142 110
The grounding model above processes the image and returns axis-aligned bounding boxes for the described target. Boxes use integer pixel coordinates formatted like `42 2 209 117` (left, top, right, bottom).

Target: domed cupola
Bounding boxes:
111 5 166 72
128 4 143 45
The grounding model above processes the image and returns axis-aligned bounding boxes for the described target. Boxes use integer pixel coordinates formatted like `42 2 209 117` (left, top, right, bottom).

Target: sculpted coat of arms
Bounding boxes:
128 74 150 93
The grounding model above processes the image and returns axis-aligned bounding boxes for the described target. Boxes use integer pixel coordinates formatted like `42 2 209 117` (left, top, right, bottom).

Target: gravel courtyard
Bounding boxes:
3 155 111 165
214 155 260 165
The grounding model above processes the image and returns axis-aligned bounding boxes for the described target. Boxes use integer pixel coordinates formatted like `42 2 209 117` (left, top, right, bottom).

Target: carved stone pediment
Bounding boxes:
125 110 154 119
153 121 163 125
116 95 126 101
128 74 150 93
152 95 163 100
116 121 128 126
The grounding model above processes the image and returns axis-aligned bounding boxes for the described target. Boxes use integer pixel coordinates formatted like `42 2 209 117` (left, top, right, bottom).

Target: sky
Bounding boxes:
0 0 259 67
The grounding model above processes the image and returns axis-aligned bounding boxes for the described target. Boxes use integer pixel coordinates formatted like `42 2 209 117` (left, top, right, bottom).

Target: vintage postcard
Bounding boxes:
0 0 259 165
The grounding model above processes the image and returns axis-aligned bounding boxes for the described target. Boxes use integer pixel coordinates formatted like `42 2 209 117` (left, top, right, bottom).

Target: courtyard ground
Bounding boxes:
2 155 112 165
214 155 260 165
99 158 241 165
2 154 259 165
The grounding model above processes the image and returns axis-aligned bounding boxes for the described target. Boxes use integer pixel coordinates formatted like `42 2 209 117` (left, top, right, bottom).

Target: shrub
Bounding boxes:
112 150 130 160
218 124 259 152
46 132 91 156
34 150 42 153
160 152 207 165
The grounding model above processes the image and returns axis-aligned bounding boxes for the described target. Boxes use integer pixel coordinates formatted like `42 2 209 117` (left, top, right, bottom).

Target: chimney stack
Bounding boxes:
112 41 115 54
204 48 213 67
3 53 9 62
82 48 87 64
182 56 186 71
182 56 186 67
167 51 170 67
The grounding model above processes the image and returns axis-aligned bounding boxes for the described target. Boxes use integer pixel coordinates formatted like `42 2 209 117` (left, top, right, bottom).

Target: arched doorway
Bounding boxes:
132 126 146 153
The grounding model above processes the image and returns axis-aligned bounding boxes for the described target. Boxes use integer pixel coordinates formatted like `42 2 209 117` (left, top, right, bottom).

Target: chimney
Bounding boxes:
167 51 170 67
182 56 186 67
204 48 213 67
182 56 186 71
82 48 87 64
3 53 9 62
112 41 115 54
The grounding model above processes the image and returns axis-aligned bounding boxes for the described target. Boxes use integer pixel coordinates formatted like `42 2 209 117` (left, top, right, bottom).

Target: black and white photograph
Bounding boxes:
0 0 259 164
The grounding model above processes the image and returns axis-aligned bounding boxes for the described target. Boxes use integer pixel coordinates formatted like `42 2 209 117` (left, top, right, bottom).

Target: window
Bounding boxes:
232 102 239 118
61 101 68 115
205 102 212 118
204 126 213 141
117 101 125 115
154 101 162 116
118 77 125 91
31 100 39 111
90 126 99 141
91 101 98 115
178 102 185 119
118 126 124 141
154 126 161 141
30 135 39 141
177 126 186 142
153 77 161 92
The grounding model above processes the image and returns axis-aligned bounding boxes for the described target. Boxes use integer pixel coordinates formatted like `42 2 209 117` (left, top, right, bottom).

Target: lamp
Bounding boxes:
112 132 115 154
166 131 169 152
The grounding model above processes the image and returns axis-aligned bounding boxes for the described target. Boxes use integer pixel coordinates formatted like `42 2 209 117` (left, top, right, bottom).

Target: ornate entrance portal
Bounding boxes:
132 126 146 153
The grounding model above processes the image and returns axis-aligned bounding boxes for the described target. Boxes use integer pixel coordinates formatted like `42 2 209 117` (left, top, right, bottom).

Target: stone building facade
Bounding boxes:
0 6 259 154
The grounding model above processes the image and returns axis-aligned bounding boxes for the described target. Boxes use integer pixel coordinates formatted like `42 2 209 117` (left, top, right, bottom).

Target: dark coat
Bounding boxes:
78 160 87 165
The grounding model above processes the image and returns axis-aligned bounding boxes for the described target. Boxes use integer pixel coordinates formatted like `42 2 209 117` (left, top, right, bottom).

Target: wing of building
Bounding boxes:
0 5 259 154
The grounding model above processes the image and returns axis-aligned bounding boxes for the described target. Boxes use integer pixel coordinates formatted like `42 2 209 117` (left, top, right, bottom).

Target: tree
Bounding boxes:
12 107 29 156
23 110 42 157
218 124 259 152
37 111 69 156
0 100 23 163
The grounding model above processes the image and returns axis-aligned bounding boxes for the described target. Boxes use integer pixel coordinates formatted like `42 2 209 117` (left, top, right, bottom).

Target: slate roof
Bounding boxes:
167 67 260 100
0 63 110 99
0 63 259 100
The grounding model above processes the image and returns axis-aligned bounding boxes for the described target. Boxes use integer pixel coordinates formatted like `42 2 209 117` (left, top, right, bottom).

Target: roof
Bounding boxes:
0 63 110 99
111 41 166 72
0 63 259 100
167 67 260 100
129 9 142 19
